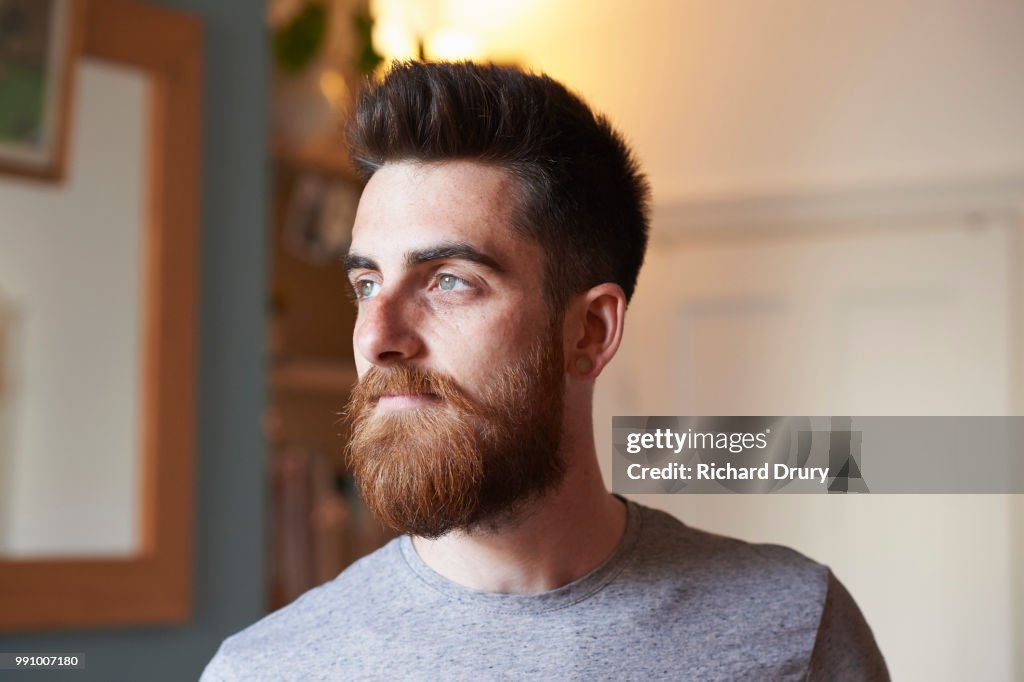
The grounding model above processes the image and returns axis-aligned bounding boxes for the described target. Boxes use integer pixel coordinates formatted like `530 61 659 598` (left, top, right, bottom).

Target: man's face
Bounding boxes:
344 161 567 537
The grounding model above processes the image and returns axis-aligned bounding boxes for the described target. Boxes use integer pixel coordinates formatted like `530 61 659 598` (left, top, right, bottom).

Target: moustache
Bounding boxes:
349 365 476 411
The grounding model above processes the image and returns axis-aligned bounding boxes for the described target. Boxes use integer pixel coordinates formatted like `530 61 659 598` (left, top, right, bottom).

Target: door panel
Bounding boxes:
597 214 1017 681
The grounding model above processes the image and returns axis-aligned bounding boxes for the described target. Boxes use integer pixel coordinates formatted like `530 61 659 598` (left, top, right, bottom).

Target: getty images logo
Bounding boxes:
615 416 870 494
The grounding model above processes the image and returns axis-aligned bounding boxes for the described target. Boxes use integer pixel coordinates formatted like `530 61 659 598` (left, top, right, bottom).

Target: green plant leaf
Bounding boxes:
274 2 327 74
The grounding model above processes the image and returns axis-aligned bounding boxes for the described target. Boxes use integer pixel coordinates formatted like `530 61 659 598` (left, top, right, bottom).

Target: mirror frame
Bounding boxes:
0 0 201 631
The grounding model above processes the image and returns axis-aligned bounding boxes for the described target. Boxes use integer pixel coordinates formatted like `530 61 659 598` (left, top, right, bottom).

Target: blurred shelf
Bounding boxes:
271 358 357 394
272 138 362 183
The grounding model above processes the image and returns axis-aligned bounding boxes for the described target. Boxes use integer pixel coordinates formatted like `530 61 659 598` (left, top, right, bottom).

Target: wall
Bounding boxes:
594 209 1021 680
0 0 268 679
438 0 1024 203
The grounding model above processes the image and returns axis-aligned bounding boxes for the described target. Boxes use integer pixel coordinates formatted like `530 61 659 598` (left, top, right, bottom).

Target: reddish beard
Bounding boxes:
344 326 566 538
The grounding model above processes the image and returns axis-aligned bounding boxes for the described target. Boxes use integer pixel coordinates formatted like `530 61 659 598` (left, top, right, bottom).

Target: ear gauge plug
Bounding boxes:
574 356 593 374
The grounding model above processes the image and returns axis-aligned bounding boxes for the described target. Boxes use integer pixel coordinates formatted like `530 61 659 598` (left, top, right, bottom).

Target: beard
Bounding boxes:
344 321 567 539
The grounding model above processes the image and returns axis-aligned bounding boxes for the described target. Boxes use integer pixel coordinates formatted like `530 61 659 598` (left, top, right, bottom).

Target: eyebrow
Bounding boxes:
343 253 378 274
407 242 504 272
344 241 504 275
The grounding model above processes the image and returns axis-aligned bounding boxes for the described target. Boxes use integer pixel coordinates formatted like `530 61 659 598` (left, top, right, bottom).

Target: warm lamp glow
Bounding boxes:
424 27 485 62
372 0 437 39
372 18 419 61
369 0 514 65
442 0 537 33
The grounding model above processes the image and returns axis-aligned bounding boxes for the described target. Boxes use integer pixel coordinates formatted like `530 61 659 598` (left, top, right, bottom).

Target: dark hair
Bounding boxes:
348 61 650 311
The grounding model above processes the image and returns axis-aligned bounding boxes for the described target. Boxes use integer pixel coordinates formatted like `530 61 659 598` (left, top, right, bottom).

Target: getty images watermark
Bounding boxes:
611 416 1024 494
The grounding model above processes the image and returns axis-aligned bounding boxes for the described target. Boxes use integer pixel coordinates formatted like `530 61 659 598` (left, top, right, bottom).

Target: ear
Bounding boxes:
564 283 626 380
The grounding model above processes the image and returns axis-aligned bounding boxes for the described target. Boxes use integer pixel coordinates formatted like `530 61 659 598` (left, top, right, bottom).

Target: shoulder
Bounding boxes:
634 501 828 580
627 501 831 615
201 537 407 680
808 569 891 680
624 501 888 678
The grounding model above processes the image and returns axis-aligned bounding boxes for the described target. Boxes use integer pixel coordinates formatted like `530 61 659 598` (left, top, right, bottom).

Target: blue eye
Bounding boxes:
354 279 380 299
438 274 470 292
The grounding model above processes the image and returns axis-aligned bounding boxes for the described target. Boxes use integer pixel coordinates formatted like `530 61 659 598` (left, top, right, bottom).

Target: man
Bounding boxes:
202 61 888 681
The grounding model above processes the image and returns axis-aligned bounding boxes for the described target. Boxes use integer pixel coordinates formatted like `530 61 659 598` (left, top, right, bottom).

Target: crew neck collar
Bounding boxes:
397 496 643 614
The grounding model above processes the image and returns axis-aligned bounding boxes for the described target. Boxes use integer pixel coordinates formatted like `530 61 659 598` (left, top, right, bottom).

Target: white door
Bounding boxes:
596 209 1020 681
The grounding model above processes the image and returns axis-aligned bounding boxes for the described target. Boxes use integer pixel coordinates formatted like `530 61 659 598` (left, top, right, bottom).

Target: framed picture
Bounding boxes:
0 0 82 181
0 0 203 631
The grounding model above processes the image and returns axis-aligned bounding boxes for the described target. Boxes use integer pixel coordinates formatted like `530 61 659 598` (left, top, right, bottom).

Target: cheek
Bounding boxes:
426 313 530 379
491 315 554 363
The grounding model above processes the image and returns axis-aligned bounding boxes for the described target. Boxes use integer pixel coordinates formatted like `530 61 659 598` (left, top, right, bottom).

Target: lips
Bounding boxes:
376 393 441 411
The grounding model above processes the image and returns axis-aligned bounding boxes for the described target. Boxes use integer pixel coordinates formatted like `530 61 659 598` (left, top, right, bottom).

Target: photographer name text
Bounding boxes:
626 462 829 484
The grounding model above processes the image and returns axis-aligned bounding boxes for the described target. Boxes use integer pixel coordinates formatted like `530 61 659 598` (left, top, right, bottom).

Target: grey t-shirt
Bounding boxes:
201 499 889 681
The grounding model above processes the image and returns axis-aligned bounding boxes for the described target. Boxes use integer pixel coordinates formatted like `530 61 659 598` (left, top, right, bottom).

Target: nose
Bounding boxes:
353 290 424 367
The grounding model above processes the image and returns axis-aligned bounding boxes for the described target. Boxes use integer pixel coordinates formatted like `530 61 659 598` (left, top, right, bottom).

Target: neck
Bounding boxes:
410 412 628 594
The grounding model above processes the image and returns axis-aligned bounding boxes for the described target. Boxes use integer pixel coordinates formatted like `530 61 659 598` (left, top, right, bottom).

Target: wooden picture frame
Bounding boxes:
0 0 202 631
0 0 83 181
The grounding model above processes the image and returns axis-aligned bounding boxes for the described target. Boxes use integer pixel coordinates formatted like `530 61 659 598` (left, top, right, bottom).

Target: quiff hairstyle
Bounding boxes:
348 61 650 312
